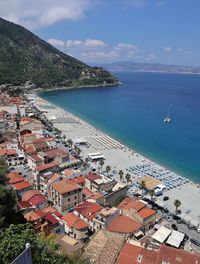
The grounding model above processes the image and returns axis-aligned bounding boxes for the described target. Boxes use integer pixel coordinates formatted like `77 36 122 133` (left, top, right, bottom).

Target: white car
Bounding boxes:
197 226 200 233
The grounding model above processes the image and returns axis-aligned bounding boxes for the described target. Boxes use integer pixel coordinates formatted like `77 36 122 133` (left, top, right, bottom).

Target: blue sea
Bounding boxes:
39 72 200 183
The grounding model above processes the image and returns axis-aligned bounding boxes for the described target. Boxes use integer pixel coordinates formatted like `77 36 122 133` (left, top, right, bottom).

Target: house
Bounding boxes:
118 197 157 232
62 212 89 241
86 192 105 205
27 154 44 169
82 230 125 264
50 179 83 212
22 190 43 201
69 175 85 187
106 215 142 236
6 172 24 185
17 201 35 214
28 195 48 210
12 181 33 197
74 201 102 231
34 161 60 190
116 243 200 264
0 148 25 166
93 207 121 231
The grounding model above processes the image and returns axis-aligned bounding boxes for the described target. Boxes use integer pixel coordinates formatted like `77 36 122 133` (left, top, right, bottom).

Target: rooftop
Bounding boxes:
137 207 156 220
7 172 24 184
107 215 142 234
74 201 102 220
118 197 146 212
13 181 32 191
83 230 125 264
22 190 42 201
51 179 81 194
62 212 88 230
36 161 59 172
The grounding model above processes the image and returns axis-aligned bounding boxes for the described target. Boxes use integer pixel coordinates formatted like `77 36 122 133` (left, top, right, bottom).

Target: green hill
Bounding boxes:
0 17 118 87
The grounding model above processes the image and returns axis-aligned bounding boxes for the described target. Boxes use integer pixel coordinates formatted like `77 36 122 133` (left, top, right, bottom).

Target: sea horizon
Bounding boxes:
39 71 200 184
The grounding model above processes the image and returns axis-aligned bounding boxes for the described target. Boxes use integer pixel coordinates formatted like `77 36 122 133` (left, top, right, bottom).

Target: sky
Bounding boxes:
0 0 200 66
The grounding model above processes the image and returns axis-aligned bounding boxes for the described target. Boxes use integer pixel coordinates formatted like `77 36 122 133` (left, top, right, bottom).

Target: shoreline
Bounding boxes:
34 81 121 93
33 93 200 223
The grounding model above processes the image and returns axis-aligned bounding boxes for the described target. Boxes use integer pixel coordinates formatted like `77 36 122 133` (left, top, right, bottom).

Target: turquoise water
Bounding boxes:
39 72 200 183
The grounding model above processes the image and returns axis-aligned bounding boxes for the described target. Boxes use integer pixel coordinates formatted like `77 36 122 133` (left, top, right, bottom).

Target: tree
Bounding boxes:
125 173 131 184
149 189 155 201
99 159 104 172
0 224 89 264
119 170 124 181
0 157 8 185
106 165 111 176
174 199 181 214
67 139 73 147
0 185 25 228
140 180 146 196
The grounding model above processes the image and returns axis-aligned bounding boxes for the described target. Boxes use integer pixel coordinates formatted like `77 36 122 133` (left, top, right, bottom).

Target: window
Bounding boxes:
68 198 70 202
74 196 77 200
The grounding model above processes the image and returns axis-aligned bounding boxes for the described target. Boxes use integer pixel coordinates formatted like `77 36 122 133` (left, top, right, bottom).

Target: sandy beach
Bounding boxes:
32 93 200 225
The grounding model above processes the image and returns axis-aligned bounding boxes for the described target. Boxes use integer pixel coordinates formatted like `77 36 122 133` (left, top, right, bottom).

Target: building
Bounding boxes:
106 215 142 236
12 181 33 197
118 197 157 232
62 212 89 241
74 201 102 231
50 179 83 212
93 207 121 230
83 230 125 264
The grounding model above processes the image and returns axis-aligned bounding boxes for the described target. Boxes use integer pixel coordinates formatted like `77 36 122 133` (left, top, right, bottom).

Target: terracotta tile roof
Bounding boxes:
29 154 43 162
62 212 88 230
157 245 200 264
13 181 32 191
137 207 156 220
0 149 16 156
88 192 104 201
116 243 158 264
51 179 81 194
63 169 74 177
17 201 32 209
74 202 102 221
24 210 45 222
7 172 24 184
86 172 102 182
24 147 36 154
22 190 42 201
42 206 57 214
118 197 146 212
48 173 61 185
70 176 85 185
107 215 142 234
82 187 94 197
45 148 68 158
45 212 59 225
29 195 47 206
36 161 59 172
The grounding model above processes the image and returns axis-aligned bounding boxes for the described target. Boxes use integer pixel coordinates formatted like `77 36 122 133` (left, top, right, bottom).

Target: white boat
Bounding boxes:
164 105 171 123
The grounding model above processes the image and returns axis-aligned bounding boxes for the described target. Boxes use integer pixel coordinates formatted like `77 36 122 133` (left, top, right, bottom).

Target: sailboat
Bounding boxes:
164 105 171 123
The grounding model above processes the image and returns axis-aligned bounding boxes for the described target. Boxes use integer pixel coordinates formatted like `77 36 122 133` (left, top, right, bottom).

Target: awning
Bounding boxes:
152 226 172 243
166 230 185 248
134 230 144 238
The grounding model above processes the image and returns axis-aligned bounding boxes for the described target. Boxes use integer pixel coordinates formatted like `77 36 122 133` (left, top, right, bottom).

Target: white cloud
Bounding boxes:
164 46 173 52
0 0 93 29
177 48 183 52
83 39 106 48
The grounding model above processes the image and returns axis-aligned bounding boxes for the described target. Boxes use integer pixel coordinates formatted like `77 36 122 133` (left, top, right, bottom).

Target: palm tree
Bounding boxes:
106 165 111 176
99 159 104 173
119 170 124 181
67 139 73 147
140 180 146 196
125 173 131 184
174 199 181 214
149 189 155 201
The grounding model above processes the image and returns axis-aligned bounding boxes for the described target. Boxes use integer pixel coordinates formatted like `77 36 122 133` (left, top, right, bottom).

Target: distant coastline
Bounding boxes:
34 81 121 93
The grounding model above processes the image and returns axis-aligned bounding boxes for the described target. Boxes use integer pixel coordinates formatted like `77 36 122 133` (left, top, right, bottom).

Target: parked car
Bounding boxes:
190 238 200 247
166 216 172 222
173 215 181 221
177 219 186 224
163 196 169 201
171 224 178 231
197 226 200 233
188 224 197 230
